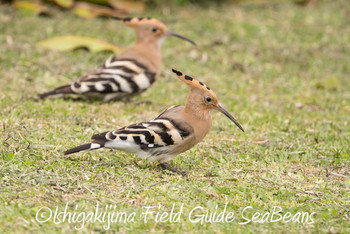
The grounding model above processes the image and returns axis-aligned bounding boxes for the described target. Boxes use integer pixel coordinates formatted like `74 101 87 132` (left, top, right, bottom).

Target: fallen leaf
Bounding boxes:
53 0 74 8
73 2 126 19
37 35 122 53
108 0 145 14
13 1 47 15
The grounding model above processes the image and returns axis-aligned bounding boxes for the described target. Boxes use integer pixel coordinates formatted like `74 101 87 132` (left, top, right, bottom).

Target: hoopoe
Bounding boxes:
64 69 244 176
38 17 195 102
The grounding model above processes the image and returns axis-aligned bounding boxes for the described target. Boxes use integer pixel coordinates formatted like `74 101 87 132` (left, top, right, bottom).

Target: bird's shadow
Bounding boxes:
33 94 153 105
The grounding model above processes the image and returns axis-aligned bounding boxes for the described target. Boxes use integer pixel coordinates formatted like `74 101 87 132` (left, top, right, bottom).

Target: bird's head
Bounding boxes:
114 17 196 47
172 69 244 132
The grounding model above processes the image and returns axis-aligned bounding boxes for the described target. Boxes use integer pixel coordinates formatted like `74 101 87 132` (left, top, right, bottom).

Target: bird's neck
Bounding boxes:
132 40 162 73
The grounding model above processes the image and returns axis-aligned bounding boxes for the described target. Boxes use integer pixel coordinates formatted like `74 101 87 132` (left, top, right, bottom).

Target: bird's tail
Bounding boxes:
38 85 73 100
64 131 109 155
64 143 103 155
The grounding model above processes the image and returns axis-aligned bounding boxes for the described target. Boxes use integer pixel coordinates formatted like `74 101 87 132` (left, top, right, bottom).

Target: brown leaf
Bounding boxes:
108 0 145 14
53 0 74 8
73 2 126 19
37 35 123 53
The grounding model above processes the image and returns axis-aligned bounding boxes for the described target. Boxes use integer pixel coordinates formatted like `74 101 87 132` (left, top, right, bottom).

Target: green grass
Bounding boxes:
1 1 349 232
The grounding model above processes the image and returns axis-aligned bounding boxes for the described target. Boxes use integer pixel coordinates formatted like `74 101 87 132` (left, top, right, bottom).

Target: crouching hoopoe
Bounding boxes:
38 17 195 102
64 69 244 176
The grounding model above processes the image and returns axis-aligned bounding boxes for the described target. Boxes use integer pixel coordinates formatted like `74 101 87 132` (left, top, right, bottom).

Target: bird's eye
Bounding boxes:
205 96 212 102
151 28 158 33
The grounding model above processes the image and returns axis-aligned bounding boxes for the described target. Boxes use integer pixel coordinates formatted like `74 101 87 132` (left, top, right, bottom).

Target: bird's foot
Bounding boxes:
159 163 187 177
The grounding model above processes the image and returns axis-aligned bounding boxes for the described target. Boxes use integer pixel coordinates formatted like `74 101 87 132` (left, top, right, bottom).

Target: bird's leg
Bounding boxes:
159 163 187 177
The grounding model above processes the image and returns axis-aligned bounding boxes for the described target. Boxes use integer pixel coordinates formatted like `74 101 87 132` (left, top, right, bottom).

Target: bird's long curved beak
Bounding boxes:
216 105 244 132
166 30 196 46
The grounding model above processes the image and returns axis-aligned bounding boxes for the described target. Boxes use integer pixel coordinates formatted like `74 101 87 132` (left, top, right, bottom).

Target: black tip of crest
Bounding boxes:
172 69 183 76
112 17 132 22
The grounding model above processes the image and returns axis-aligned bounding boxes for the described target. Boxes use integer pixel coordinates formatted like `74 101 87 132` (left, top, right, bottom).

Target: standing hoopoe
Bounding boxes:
64 69 244 176
38 17 195 102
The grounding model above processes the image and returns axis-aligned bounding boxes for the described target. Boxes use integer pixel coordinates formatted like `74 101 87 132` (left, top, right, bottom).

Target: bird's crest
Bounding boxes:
172 69 216 97
114 17 167 29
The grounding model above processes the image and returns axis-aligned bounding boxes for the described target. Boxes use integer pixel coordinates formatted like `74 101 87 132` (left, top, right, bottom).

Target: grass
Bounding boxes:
1 0 349 232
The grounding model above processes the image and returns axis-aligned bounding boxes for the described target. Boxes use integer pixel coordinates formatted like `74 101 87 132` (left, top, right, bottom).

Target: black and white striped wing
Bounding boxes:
91 118 192 158
70 57 156 97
